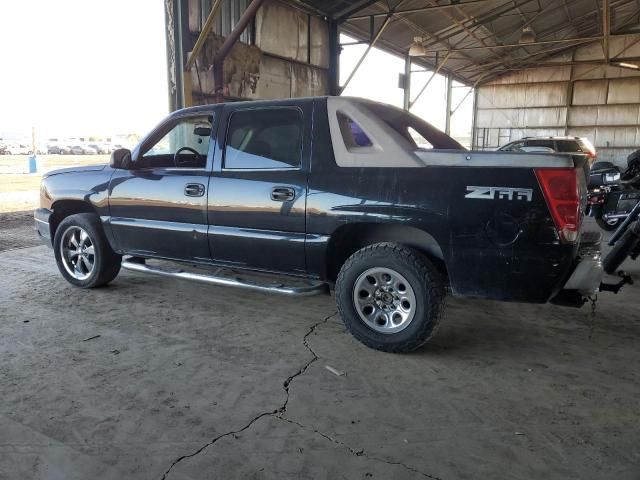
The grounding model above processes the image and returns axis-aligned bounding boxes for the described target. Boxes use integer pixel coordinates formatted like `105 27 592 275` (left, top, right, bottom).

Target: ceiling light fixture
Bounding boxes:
519 27 536 44
409 37 426 56
616 62 640 70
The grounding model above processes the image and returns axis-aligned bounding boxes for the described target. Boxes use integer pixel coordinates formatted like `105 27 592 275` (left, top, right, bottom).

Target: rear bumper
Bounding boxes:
34 208 53 248
560 230 603 296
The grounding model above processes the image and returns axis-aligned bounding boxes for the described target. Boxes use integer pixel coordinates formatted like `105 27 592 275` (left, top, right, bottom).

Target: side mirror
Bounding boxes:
110 148 132 169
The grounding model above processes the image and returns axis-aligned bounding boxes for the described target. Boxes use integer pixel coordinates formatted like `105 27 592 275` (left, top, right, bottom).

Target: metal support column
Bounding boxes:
173 0 186 109
328 20 340 96
445 73 453 136
470 88 479 149
603 0 610 63
403 55 411 110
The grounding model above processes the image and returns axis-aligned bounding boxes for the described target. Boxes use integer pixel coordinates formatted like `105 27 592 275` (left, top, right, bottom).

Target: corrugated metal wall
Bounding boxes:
474 36 640 165
186 0 329 102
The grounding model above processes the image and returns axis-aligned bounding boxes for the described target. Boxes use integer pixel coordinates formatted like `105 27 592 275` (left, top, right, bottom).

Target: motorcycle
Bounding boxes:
602 198 640 278
587 151 640 231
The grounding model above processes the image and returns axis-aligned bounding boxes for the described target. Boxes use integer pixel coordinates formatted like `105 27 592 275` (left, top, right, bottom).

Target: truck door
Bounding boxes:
207 100 312 274
108 111 216 262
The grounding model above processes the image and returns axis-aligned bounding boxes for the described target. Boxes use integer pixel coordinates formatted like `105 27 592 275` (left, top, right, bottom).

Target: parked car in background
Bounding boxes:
499 136 597 165
3 144 32 155
87 143 112 154
70 145 97 155
48 144 71 155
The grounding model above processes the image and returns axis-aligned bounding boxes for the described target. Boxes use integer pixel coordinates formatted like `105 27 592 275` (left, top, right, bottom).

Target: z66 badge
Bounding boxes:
465 186 533 202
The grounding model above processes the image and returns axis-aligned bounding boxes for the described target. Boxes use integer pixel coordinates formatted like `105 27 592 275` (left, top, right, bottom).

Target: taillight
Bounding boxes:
535 168 581 243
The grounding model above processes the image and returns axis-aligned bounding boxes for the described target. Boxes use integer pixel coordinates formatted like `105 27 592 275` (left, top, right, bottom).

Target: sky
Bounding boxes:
0 0 169 141
0 2 472 145
340 35 474 143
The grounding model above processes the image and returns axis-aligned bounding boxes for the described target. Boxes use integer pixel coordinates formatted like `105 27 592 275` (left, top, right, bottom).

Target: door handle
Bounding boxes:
184 183 205 197
271 187 295 202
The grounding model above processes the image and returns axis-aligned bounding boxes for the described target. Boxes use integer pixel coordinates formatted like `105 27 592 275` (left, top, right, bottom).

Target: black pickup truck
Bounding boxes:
35 96 605 352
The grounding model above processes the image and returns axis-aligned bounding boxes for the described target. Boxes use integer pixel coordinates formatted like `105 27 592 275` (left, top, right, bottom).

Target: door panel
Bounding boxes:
207 101 312 274
108 168 211 261
108 112 216 262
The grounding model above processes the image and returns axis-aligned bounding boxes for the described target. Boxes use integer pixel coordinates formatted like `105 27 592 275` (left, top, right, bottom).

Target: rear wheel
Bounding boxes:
335 243 446 353
53 213 121 288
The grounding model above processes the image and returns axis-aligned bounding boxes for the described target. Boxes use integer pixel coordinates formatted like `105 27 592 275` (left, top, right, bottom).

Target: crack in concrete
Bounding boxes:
161 310 441 480
160 410 276 480
276 416 443 480
279 311 337 413
160 311 337 480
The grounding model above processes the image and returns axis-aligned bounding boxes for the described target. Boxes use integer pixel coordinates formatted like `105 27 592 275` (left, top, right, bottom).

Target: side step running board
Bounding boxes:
121 258 329 297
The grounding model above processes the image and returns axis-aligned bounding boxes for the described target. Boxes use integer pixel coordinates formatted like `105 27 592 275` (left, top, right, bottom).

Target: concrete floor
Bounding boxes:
1 213 639 479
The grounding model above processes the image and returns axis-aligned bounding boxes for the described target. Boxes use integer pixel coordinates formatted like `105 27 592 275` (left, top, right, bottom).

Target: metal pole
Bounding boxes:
445 73 453 136
471 88 479 149
329 20 340 95
603 0 610 63
409 51 451 109
450 87 473 116
403 55 411 110
341 15 393 93
174 0 185 109
345 0 493 20
423 35 606 54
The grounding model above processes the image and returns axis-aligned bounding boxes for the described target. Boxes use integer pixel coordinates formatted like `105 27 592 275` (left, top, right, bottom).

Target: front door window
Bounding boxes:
140 115 212 169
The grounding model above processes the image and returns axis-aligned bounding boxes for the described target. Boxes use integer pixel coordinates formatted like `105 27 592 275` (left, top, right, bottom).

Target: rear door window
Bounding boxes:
224 108 303 169
556 140 582 153
526 139 555 150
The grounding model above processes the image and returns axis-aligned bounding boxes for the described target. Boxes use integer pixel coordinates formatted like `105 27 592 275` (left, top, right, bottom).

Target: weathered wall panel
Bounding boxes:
608 78 640 104
477 83 566 109
184 0 330 105
572 80 607 105
310 15 329 69
475 39 640 164
249 55 292 99
255 1 308 64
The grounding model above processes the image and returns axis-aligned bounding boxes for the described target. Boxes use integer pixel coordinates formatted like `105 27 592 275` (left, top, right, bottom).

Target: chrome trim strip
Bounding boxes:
110 217 208 234
121 260 329 297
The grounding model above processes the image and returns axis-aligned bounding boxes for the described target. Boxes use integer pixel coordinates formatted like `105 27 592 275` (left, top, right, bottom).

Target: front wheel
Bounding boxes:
335 243 446 353
596 215 621 231
53 213 122 288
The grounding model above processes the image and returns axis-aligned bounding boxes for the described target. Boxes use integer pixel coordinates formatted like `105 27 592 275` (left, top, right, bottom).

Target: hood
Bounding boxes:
43 164 107 178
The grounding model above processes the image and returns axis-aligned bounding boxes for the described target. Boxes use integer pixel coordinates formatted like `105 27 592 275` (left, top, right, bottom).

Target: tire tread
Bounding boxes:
335 242 446 353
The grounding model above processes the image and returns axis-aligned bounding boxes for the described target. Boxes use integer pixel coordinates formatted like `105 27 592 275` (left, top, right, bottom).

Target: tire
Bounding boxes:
596 216 621 231
335 243 446 353
53 213 121 288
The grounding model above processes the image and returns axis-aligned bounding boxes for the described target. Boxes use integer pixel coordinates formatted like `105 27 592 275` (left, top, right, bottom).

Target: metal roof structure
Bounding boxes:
288 0 640 85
